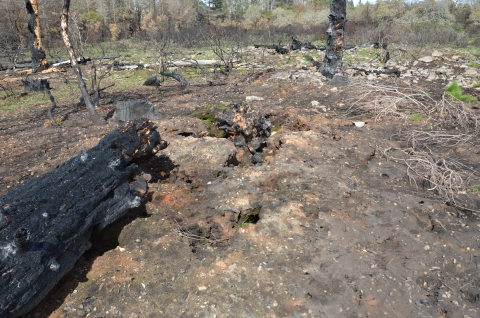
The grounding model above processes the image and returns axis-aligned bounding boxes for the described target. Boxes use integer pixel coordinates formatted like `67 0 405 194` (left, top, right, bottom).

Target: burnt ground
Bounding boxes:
1 48 480 318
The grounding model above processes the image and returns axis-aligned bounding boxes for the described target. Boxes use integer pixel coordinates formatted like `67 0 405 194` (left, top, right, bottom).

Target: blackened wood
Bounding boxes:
352 67 401 77
321 0 347 79
160 70 190 87
0 120 160 317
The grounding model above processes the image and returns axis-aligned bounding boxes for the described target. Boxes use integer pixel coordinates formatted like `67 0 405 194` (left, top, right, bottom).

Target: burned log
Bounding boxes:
216 102 272 163
352 67 401 77
144 75 162 86
0 120 160 317
254 44 289 54
160 70 190 87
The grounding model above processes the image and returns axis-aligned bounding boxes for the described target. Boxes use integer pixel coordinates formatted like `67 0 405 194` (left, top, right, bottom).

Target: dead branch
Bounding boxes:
384 147 476 206
160 70 190 87
392 130 477 149
344 79 435 121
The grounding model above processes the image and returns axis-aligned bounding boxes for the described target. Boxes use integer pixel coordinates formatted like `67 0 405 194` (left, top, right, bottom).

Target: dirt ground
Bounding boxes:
2 48 480 318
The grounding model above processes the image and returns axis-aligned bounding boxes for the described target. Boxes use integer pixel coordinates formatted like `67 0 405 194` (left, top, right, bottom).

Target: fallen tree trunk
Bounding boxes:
0 120 160 317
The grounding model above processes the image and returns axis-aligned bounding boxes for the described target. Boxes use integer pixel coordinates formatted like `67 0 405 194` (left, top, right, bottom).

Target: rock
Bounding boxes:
157 136 237 185
269 71 292 81
311 101 320 107
330 73 349 86
418 56 433 63
245 96 264 101
153 117 209 142
110 100 163 123
464 68 478 77
367 73 377 81
431 50 442 57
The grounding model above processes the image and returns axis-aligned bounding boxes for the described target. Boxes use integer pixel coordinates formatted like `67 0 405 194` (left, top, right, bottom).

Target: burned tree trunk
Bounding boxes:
60 0 104 125
25 0 49 72
0 120 160 317
321 0 347 79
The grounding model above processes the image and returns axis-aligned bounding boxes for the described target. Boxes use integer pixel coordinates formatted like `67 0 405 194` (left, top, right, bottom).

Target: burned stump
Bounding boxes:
110 100 164 124
321 0 347 79
0 120 160 317
216 102 272 163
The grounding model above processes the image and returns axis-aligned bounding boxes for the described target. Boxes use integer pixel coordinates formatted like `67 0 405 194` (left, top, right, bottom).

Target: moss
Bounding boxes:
237 207 261 228
409 113 423 121
271 123 282 132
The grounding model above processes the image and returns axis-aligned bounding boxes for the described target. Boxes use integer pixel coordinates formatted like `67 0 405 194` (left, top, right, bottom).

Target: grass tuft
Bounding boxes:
445 81 477 102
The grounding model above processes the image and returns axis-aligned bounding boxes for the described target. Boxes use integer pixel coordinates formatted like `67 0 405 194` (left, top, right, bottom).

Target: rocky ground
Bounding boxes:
1 45 480 318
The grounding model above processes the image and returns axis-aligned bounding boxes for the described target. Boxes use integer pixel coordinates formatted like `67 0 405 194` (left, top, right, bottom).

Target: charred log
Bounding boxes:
352 67 401 77
160 70 190 87
321 0 347 79
0 120 160 317
144 75 162 86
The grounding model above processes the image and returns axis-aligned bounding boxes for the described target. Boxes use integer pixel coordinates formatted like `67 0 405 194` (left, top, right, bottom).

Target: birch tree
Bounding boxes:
61 0 104 125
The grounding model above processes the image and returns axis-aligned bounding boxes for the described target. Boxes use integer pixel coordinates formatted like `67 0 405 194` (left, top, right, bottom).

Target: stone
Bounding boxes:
157 136 237 185
245 96 264 101
330 73 350 86
418 56 433 63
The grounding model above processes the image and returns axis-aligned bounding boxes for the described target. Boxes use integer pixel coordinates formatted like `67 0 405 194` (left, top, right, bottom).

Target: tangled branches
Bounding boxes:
392 130 477 150
344 79 479 129
384 148 476 207
344 79 435 121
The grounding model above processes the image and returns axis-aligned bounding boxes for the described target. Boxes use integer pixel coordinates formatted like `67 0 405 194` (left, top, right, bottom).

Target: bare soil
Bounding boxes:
1 53 480 318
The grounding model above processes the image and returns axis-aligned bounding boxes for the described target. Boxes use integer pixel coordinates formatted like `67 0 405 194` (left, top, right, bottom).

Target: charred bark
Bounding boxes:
0 120 160 317
21 78 57 121
321 0 347 79
60 0 104 125
160 70 190 87
25 0 49 73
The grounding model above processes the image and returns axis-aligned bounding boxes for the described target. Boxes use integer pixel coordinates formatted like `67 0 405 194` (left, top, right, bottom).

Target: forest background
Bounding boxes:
1 0 480 67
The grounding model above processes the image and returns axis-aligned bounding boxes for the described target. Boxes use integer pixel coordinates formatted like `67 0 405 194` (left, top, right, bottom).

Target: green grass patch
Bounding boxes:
190 103 230 138
409 113 423 121
358 48 377 59
445 81 477 102
471 186 480 193
271 123 281 132
0 81 79 116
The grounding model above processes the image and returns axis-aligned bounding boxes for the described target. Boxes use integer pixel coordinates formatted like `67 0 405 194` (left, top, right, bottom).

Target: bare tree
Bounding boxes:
61 0 104 125
25 0 49 72
321 0 347 79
